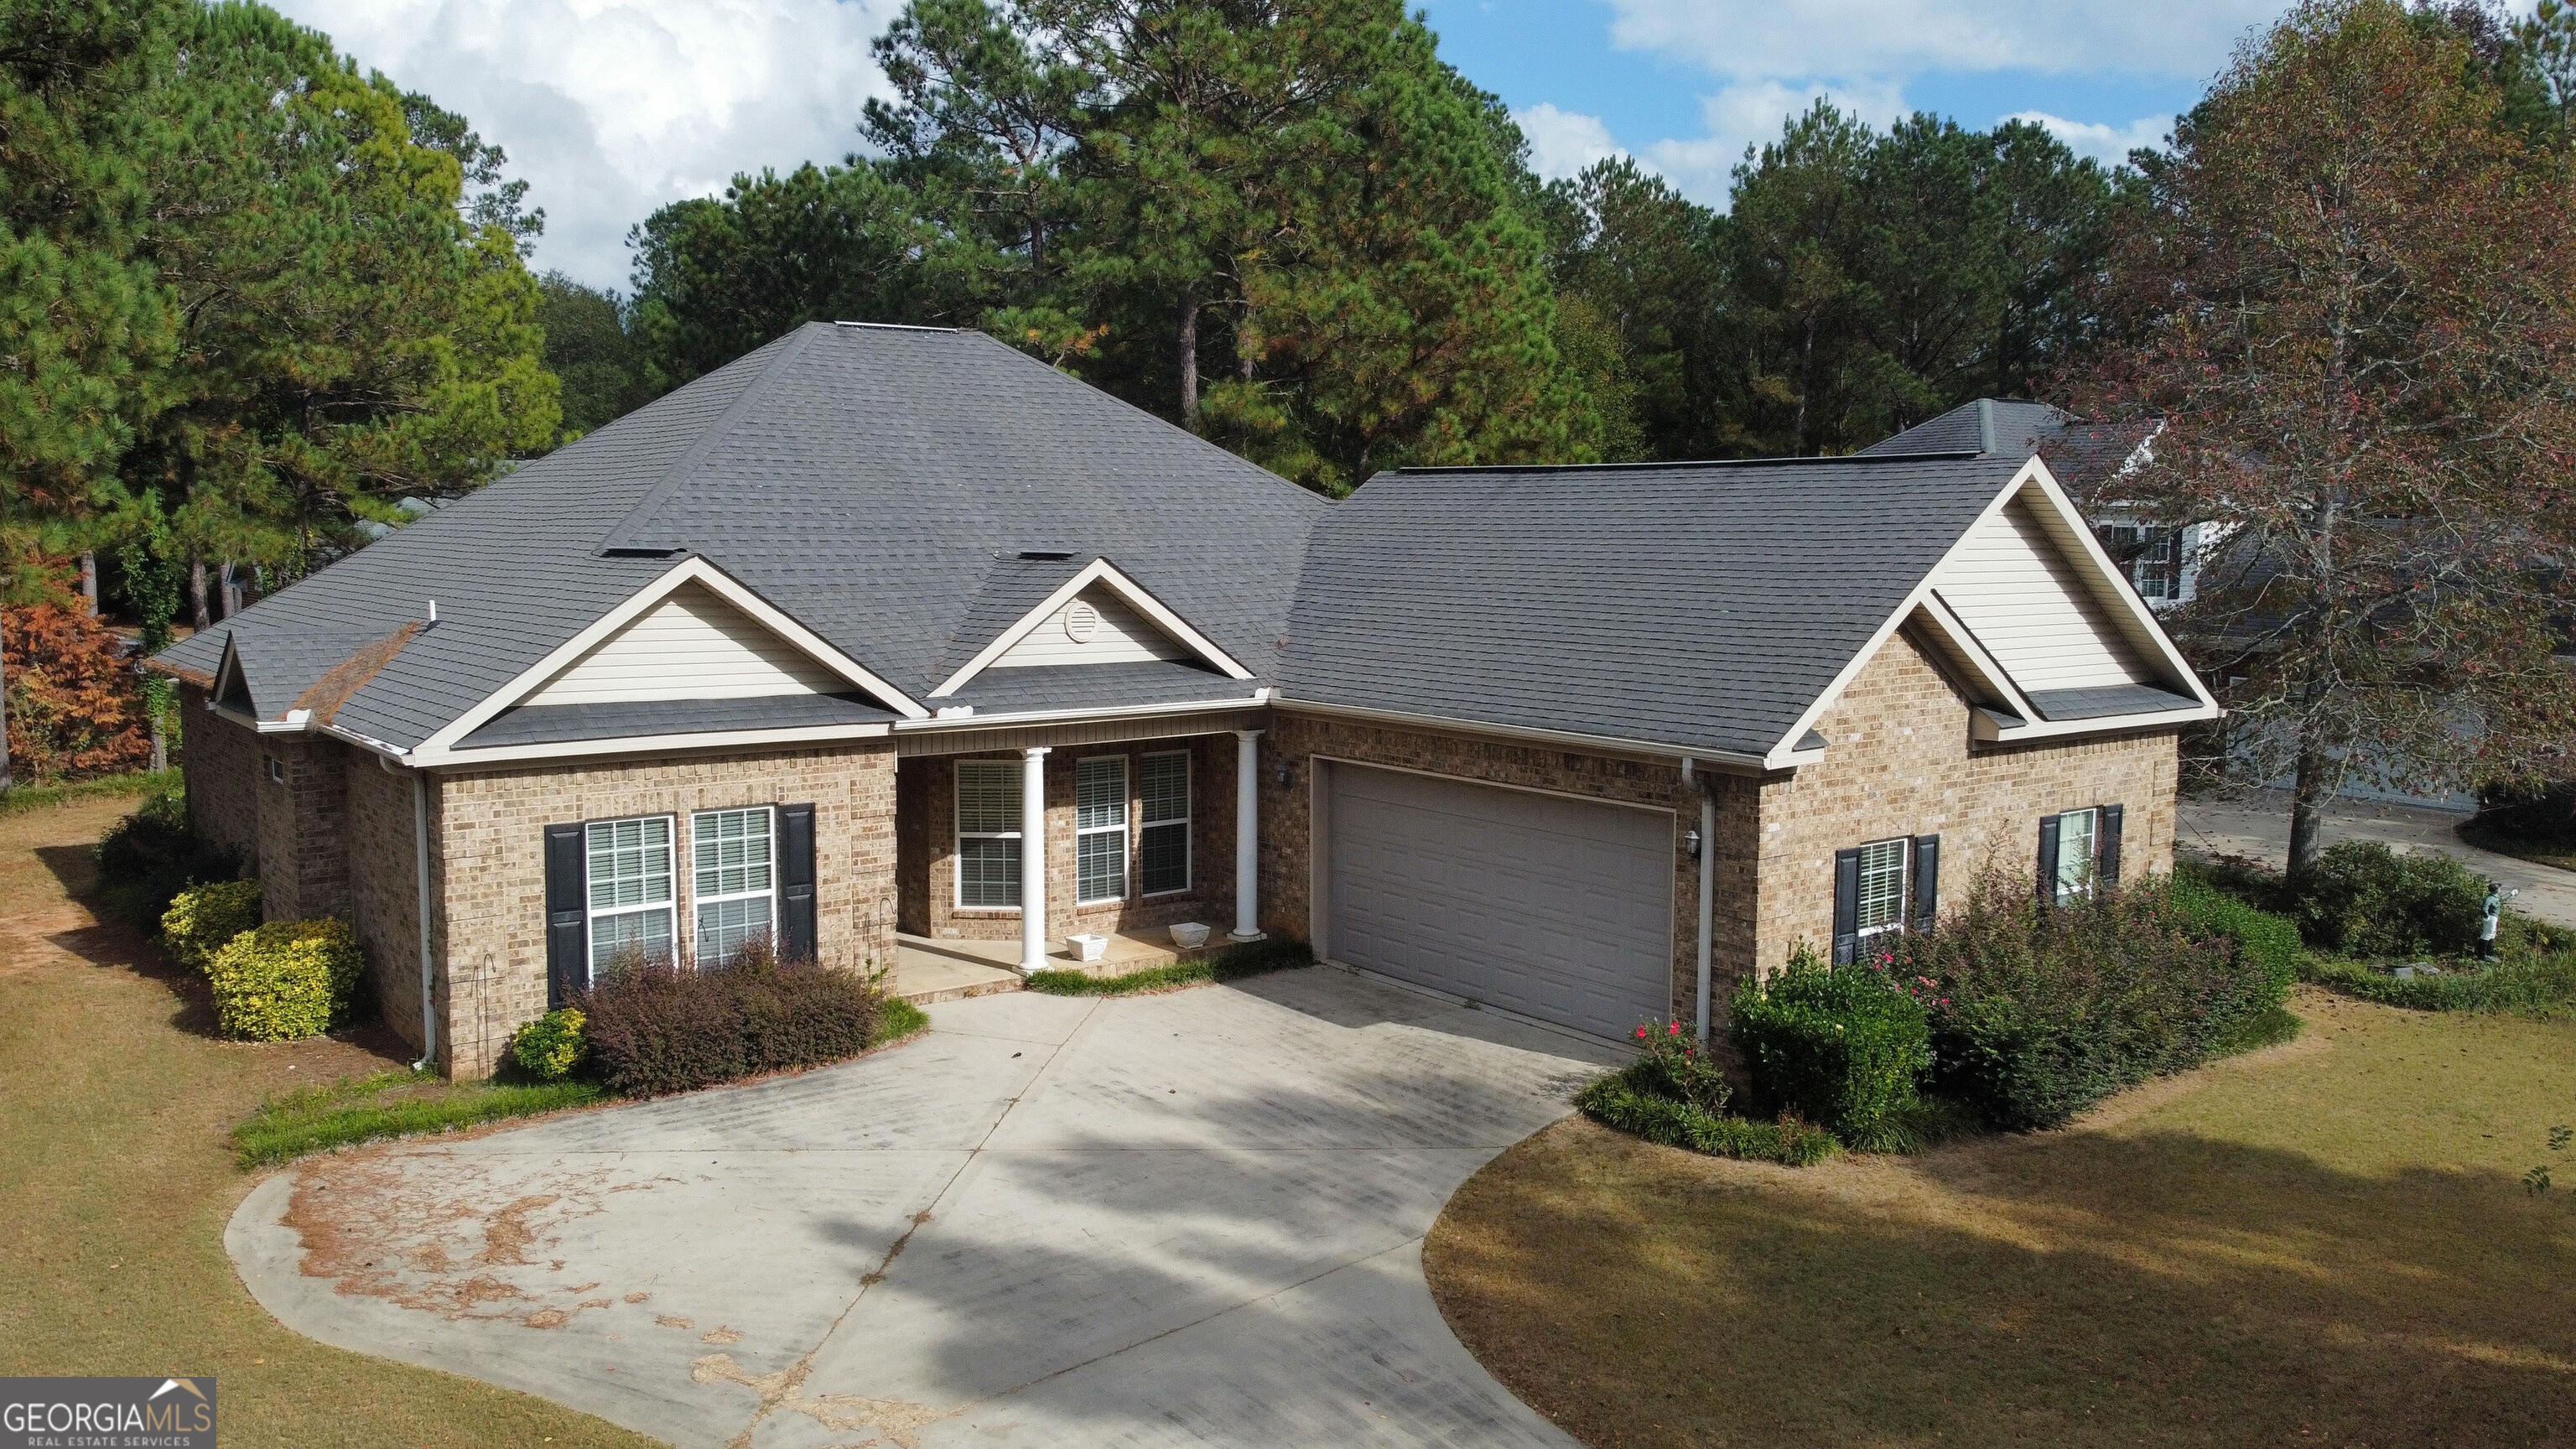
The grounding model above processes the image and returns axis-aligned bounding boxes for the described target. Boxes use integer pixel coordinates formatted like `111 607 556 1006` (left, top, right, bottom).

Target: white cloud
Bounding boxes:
1643 78 1907 203
1601 0 2281 82
2009 111 2174 166
1513 102 1625 180
267 0 906 289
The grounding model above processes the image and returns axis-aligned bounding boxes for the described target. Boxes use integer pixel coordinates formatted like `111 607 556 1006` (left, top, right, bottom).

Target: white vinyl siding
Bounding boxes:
692 808 775 963
1076 756 1128 904
956 760 1022 908
588 816 675 971
2055 808 2099 902
525 582 842 705
1139 750 1190 896
1936 496 2154 693
989 586 1190 669
1855 837 1909 939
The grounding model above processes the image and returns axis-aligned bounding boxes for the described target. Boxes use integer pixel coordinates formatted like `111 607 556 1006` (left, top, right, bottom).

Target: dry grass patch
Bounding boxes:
0 795 661 1448
1429 987 2576 1449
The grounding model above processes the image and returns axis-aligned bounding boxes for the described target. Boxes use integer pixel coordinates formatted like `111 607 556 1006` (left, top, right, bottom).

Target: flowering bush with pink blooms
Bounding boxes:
1625 1018 1733 1114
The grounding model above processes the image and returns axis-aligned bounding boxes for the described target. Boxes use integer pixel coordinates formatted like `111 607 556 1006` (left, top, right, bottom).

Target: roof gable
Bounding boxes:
522 581 844 707
931 556 1254 699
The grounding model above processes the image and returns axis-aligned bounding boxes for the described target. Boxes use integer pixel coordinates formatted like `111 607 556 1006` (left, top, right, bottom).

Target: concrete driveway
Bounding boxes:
228 968 1618 1448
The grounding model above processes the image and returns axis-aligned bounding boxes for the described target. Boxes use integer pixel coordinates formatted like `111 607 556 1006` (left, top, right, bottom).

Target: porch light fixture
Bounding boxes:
1683 828 1701 861
1275 760 1294 789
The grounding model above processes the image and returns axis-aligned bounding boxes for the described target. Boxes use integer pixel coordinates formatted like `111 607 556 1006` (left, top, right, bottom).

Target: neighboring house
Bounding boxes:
150 323 2217 1076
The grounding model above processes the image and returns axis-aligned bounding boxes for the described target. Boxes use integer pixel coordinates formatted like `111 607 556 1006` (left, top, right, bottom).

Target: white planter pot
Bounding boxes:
1169 922 1212 951
1065 932 1109 963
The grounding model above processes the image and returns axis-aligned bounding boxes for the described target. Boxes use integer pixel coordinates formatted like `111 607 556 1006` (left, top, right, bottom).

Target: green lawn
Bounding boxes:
1429 986 2576 1449
0 794 662 1447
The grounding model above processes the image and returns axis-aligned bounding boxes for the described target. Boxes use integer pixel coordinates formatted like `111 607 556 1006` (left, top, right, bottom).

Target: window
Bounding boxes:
2102 523 2186 600
693 807 774 965
2054 808 2099 902
1076 755 1128 904
587 816 674 972
1855 838 1909 939
956 760 1022 908
1140 750 1191 896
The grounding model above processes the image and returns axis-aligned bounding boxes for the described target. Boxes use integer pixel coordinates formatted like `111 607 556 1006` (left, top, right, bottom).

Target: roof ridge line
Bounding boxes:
1383 450 1990 475
594 325 826 554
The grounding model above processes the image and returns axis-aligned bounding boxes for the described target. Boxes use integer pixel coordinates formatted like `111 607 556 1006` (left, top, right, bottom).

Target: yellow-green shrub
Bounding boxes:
160 879 262 971
509 1008 587 1081
205 918 364 1041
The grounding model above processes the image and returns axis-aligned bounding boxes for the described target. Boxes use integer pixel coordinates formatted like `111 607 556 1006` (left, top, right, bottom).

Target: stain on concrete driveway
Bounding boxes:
229 968 1619 1448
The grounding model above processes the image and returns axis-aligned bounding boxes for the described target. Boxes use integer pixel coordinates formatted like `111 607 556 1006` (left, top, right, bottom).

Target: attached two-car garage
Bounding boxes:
1317 762 1676 1042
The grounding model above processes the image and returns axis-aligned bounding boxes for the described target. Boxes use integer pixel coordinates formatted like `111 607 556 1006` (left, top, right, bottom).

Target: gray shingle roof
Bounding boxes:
1276 455 2030 759
1859 397 2153 502
2023 683 2203 722
156 324 1323 749
943 660 1252 715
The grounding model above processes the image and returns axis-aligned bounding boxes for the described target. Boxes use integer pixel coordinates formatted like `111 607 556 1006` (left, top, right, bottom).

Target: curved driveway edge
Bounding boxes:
228 967 1619 1448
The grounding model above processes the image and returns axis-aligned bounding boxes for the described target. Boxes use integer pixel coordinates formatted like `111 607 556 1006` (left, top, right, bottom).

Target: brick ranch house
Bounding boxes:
150 322 2217 1077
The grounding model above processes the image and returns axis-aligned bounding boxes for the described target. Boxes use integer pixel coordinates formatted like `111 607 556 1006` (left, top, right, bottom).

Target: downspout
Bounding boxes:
1685 758 1716 1046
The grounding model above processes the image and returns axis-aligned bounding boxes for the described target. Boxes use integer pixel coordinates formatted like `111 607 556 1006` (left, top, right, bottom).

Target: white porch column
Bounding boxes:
1020 746 1051 971
1230 730 1265 943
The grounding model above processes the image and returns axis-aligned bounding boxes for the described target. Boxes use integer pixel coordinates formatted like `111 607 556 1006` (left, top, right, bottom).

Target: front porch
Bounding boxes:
890 927 1207 1003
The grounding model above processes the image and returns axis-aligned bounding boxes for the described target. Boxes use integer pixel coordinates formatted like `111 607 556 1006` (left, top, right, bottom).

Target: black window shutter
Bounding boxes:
1910 834 1940 934
2037 813 2062 905
2097 803 2124 887
544 823 587 1007
1831 847 1862 965
778 803 818 960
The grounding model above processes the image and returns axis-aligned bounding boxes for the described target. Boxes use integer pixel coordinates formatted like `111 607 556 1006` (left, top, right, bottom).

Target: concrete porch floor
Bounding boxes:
892 927 1211 1003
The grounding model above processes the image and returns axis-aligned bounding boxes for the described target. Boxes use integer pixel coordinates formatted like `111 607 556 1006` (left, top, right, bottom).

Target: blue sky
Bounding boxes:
264 0 2459 290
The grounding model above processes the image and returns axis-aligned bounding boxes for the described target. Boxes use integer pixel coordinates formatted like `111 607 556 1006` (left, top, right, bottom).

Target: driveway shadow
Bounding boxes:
1223 965 1630 1068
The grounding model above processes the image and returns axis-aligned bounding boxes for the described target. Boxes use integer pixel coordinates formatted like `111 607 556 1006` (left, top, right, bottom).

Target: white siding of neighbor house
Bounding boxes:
522 582 844 704
1935 494 2153 693
989 586 1189 668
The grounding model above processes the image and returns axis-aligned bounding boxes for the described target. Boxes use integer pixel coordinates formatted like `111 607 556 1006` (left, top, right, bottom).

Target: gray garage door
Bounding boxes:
1324 763 1674 1041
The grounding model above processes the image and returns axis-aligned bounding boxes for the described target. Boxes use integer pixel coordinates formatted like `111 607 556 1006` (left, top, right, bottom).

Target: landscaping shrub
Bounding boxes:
2468 778 2576 850
1575 1072 1839 1166
160 879 262 972
1728 945 1932 1150
3 600 150 782
2298 932 2576 1014
92 787 239 930
2290 840 2485 958
204 918 365 1041
2171 869 2303 993
509 1007 587 1082
579 940 902 1097
1626 1019 1733 1114
1889 872 2288 1130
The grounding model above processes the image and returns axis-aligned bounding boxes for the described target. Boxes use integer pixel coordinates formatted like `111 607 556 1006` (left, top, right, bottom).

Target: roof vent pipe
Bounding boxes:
1976 398 1995 455
427 600 437 626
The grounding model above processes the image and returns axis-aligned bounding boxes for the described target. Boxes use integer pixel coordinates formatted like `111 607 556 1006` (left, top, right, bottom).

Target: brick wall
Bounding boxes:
178 684 259 867
344 748 426 1053
432 742 897 1078
255 735 351 923
1751 627 2181 980
906 732 1239 944
1258 714 1714 1022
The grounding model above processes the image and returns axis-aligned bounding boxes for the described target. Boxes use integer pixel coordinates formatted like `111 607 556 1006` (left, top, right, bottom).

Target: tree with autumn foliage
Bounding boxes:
2081 0 2576 874
1 602 149 781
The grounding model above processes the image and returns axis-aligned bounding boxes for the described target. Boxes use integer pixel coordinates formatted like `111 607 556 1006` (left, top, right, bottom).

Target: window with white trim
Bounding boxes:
1139 750 1190 896
2055 807 2100 902
1855 837 1909 940
955 760 1022 908
1076 755 1128 904
588 816 674 971
693 807 775 964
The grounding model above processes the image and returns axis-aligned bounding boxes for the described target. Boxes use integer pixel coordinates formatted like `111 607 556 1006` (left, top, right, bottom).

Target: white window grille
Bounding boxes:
587 816 674 973
1076 755 1128 904
692 807 775 964
2056 808 2100 902
1139 750 1191 896
1855 837 1909 940
955 760 1022 908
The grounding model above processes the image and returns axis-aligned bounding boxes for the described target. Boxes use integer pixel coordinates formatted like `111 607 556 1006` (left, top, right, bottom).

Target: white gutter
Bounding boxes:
890 693 1270 733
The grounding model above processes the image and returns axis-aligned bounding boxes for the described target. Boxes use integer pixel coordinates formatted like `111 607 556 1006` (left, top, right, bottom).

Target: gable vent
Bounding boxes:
1063 600 1100 642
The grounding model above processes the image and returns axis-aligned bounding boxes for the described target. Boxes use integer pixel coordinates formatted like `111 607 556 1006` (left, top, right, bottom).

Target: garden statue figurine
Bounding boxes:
2481 882 2509 960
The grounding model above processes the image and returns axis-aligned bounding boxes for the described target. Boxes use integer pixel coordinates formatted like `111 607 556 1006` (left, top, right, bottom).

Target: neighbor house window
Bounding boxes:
1076 755 1128 904
2054 808 2100 902
956 760 1022 908
692 807 775 964
587 816 674 971
2102 523 2186 600
1855 837 1909 941
1140 750 1191 896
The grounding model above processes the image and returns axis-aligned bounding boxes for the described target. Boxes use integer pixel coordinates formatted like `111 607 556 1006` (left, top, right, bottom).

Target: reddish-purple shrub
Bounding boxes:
578 938 884 1097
